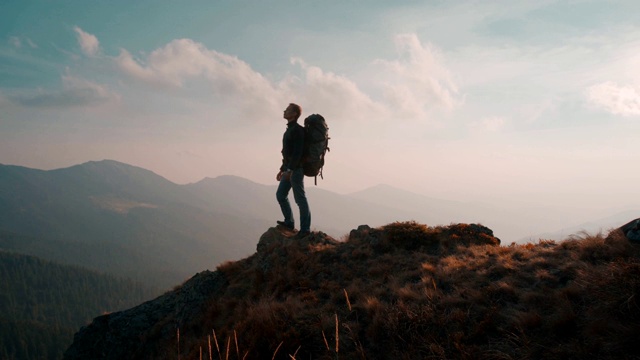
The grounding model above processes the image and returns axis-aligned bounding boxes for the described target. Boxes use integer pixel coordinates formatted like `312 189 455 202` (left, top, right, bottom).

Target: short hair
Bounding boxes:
289 103 302 119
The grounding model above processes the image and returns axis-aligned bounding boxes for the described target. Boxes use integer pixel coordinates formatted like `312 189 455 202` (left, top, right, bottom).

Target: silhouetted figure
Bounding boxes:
276 103 311 238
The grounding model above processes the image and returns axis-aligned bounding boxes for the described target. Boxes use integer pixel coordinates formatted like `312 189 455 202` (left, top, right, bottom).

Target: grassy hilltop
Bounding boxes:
64 221 640 360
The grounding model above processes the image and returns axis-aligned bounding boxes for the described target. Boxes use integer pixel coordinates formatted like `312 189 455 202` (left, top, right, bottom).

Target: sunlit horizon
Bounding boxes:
2 1 639 225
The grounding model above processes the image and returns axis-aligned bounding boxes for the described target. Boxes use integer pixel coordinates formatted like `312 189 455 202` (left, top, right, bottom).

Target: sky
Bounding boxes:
1 0 639 216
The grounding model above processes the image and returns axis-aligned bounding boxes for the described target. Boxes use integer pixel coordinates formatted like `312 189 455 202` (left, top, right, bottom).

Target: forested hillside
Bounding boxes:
0 251 158 360
0 230 154 284
0 319 74 360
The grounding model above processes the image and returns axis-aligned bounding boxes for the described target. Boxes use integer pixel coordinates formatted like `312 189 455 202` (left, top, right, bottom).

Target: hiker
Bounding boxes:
276 103 311 238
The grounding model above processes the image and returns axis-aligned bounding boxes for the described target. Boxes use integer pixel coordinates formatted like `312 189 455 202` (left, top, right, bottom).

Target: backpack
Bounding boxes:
302 114 330 185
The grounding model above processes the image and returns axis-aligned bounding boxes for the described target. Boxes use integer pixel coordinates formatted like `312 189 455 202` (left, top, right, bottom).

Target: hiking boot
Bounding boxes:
276 221 295 231
294 231 311 239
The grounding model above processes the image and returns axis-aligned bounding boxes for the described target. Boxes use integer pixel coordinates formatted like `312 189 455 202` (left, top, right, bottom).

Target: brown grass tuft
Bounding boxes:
382 221 439 251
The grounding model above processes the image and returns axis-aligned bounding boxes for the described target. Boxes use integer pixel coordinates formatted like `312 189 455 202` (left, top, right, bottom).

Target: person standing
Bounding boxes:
276 103 311 237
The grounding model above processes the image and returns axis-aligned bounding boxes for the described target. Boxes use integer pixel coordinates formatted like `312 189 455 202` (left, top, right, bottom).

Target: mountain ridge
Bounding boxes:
2 159 637 289
63 223 640 360
0 160 269 288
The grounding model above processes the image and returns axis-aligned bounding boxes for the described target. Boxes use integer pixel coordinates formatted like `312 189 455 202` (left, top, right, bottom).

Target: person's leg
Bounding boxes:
291 168 311 233
276 177 295 228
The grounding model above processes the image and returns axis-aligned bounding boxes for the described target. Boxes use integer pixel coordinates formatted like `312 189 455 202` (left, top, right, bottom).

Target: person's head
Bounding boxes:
283 103 302 122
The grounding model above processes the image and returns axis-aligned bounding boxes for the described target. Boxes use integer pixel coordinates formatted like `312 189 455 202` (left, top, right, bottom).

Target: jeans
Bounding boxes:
276 168 311 232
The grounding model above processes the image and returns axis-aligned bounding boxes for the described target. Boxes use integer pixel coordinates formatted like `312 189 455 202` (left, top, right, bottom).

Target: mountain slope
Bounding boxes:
0 251 157 360
0 229 154 286
0 251 157 327
63 223 640 360
0 161 269 287
0 160 204 241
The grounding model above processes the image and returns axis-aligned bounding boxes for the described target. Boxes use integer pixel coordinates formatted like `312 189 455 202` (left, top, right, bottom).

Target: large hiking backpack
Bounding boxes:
302 114 330 185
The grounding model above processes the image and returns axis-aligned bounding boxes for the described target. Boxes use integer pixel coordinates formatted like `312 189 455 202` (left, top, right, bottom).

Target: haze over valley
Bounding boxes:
1 160 635 288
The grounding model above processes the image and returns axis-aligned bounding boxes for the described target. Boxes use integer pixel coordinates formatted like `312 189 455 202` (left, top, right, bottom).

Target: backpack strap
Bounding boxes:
314 145 328 186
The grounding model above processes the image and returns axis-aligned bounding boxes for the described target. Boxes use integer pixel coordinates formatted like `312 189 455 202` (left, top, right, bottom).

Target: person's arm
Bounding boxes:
278 136 287 180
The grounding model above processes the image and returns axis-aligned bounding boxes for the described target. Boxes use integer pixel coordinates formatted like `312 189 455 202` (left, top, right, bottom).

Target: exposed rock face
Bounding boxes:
63 270 227 360
256 227 337 253
621 218 640 242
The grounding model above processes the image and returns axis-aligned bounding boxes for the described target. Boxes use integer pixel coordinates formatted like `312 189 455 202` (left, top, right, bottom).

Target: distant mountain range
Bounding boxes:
0 160 270 288
1 160 636 288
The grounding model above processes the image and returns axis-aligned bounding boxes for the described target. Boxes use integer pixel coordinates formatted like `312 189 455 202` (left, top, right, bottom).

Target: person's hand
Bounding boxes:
276 171 283 181
282 171 292 181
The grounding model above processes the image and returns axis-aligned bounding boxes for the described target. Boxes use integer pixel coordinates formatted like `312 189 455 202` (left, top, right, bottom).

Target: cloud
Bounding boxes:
0 94 10 121
113 35 461 124
586 82 640 117
289 58 387 121
469 116 506 133
373 33 460 117
74 26 100 57
286 33 461 123
116 49 158 84
9 36 21 48
116 39 275 92
9 73 119 108
8 36 37 49
25 38 37 48
115 39 282 116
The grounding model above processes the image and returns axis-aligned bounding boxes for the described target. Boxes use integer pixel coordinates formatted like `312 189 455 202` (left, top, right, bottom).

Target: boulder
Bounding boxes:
621 218 640 242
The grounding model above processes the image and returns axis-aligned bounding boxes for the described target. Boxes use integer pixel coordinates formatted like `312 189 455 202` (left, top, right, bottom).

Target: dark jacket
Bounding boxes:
280 120 305 171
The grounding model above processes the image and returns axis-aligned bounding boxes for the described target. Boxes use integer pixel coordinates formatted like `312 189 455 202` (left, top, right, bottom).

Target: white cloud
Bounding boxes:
381 84 426 119
289 58 388 122
586 82 640 117
110 35 463 124
280 33 462 123
9 36 21 48
9 73 119 108
74 26 100 57
373 33 460 117
25 37 37 48
116 49 158 84
116 39 274 91
470 116 506 133
114 38 400 123
115 39 282 117
7 36 36 49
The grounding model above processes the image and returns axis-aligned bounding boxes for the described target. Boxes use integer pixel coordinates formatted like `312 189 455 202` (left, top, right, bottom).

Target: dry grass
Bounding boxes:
158 222 640 359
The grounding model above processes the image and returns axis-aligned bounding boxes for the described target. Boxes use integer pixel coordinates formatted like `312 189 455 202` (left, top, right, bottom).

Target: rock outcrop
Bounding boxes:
348 221 500 253
64 227 339 360
63 270 227 360
620 218 640 242
63 223 501 359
